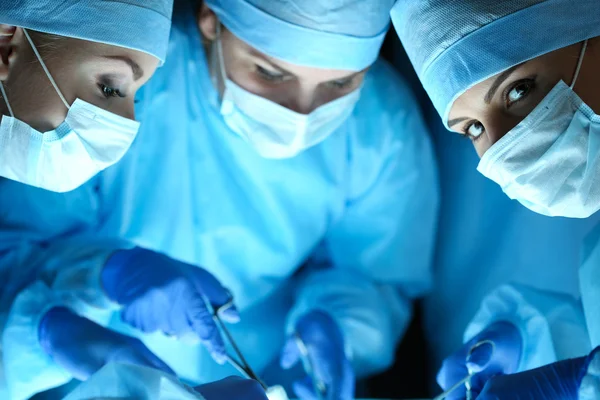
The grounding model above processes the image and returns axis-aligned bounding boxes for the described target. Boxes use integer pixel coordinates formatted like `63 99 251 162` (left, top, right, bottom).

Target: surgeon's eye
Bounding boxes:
462 120 485 142
328 77 355 90
504 78 536 109
98 83 125 99
255 65 287 83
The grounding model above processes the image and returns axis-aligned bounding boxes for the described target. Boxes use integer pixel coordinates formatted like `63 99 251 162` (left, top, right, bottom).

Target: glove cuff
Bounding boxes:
101 247 147 303
579 347 600 400
50 242 131 315
38 306 76 356
465 284 591 372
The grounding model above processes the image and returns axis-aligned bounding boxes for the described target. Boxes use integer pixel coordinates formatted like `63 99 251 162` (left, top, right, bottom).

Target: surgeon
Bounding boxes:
391 0 600 398
0 0 173 193
0 0 438 399
0 1 263 399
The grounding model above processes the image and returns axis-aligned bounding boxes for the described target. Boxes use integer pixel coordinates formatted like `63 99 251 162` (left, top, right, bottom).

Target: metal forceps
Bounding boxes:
212 295 268 391
432 340 496 400
293 332 327 400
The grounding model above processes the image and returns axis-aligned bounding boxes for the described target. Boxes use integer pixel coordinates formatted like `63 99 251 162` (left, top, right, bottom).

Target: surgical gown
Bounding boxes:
577 224 600 399
0 5 438 400
462 221 600 399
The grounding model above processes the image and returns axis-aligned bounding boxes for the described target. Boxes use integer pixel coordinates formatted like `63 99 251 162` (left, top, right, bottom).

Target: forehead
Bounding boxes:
451 77 494 111
46 36 158 74
225 28 364 82
64 37 154 61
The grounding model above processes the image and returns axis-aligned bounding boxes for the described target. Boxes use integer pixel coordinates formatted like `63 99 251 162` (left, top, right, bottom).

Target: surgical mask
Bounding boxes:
478 40 600 218
0 29 139 193
213 25 362 159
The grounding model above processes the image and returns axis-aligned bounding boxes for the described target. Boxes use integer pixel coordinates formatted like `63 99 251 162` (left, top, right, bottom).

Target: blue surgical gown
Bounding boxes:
0 6 438 400
462 220 600 398
577 224 600 399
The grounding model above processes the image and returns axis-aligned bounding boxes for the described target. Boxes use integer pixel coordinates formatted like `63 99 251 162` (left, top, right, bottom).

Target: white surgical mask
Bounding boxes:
0 29 140 193
477 40 600 218
213 25 361 159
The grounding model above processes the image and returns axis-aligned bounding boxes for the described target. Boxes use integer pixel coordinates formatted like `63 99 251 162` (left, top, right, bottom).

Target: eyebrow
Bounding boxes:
251 49 365 86
103 55 144 81
484 63 523 104
331 70 365 83
448 117 470 128
250 50 295 77
449 63 526 128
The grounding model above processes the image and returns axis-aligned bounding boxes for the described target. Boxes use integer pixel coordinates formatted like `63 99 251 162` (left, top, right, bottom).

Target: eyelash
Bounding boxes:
329 78 354 90
460 77 537 141
255 65 285 83
98 83 125 99
461 120 485 142
502 77 537 109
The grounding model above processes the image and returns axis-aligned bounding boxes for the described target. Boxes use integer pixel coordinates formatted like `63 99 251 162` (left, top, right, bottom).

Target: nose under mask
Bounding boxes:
0 28 140 192
212 24 362 159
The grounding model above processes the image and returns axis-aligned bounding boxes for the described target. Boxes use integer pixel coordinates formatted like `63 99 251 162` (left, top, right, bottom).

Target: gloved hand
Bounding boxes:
39 306 174 381
477 354 590 400
195 376 268 400
437 321 522 400
280 310 354 400
101 247 240 364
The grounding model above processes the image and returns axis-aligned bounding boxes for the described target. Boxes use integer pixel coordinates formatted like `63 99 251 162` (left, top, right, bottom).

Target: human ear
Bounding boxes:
198 3 218 42
0 25 18 81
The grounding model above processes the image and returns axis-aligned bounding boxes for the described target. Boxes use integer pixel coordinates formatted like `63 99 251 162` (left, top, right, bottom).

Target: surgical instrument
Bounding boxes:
212 295 268 391
294 332 327 400
432 340 496 400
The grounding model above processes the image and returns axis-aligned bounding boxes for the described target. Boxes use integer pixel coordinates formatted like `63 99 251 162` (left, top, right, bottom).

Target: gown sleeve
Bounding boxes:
286 59 439 376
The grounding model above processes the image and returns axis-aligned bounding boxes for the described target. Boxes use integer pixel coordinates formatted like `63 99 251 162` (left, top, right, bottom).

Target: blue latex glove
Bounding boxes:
101 247 240 364
280 310 354 400
195 376 268 400
477 354 591 400
437 321 522 400
39 307 174 381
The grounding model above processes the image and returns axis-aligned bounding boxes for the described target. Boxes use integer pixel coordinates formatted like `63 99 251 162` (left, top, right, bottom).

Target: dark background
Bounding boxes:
366 304 430 399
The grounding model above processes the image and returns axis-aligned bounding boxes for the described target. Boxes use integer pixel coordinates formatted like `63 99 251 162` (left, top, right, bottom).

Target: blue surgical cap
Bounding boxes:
205 0 395 71
1 0 174 64
391 0 600 127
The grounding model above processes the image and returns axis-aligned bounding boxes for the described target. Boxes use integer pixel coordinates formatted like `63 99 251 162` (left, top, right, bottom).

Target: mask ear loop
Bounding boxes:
570 39 588 89
22 28 70 110
0 81 14 117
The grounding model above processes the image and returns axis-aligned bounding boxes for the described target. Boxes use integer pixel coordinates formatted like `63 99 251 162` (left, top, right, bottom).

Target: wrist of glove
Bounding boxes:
39 306 173 381
194 376 268 400
437 321 522 400
101 247 240 364
477 353 591 400
280 310 354 400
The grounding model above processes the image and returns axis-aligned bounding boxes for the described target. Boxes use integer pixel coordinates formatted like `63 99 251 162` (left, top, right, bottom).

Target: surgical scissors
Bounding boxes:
212 294 268 391
432 340 496 400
